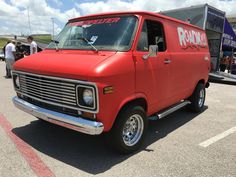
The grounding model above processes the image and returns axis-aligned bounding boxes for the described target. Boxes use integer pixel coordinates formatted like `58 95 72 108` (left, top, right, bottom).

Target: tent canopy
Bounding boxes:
222 18 236 50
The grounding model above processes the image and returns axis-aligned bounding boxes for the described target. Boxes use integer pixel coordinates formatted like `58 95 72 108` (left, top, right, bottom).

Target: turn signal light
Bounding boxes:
103 86 114 94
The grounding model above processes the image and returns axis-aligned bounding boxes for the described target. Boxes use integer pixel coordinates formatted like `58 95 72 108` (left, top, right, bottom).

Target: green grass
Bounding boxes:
33 35 52 44
0 38 10 49
0 35 52 48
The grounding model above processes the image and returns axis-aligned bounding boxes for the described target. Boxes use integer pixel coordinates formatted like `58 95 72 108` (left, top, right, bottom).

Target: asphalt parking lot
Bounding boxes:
0 61 235 177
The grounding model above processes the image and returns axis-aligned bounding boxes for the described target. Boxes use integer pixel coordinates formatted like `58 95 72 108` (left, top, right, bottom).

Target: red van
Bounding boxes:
12 11 210 153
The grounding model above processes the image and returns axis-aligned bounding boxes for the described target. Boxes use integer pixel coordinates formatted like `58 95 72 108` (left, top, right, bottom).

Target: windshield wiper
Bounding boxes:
51 39 59 51
77 37 98 53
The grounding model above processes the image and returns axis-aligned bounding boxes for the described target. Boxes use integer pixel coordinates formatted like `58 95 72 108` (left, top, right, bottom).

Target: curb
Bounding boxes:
209 78 236 86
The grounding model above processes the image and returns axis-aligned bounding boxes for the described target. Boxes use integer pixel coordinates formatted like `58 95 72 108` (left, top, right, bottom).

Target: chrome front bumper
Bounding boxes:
12 96 104 135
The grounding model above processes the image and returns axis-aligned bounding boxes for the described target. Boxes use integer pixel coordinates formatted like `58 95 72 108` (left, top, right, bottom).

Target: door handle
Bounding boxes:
164 59 171 64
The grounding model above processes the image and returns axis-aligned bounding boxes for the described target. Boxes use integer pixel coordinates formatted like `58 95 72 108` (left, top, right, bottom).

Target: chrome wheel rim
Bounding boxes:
122 114 144 146
198 88 205 107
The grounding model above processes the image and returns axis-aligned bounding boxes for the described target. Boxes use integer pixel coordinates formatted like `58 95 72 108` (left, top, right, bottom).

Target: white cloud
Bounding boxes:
0 0 236 35
76 0 236 15
0 0 80 35
51 0 63 7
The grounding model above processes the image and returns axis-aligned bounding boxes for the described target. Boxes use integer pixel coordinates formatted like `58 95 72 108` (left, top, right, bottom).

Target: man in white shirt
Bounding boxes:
5 40 16 78
27 36 38 55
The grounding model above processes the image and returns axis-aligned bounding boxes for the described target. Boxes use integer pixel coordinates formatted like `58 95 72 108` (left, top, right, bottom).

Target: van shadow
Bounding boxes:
12 106 208 174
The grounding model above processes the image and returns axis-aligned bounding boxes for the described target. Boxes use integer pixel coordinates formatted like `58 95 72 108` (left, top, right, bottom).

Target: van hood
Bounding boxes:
13 50 116 80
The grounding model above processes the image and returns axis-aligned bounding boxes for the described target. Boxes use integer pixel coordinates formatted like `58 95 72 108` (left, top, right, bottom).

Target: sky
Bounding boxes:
0 0 236 35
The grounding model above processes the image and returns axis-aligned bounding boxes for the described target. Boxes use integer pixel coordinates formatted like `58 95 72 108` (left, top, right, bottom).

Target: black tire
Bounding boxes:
188 83 206 113
107 105 148 154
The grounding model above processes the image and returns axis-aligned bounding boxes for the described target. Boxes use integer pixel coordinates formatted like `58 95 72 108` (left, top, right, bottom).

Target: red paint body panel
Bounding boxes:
13 11 210 132
89 52 136 131
164 19 210 105
14 50 116 80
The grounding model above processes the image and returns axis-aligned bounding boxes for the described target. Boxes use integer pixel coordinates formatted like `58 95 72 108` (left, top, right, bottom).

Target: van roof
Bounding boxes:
69 11 205 31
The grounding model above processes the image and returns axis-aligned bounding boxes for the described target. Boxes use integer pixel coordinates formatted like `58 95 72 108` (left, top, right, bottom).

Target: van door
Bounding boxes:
133 19 172 113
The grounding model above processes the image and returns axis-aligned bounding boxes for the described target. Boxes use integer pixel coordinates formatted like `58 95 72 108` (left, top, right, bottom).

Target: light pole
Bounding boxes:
51 18 54 40
27 6 32 35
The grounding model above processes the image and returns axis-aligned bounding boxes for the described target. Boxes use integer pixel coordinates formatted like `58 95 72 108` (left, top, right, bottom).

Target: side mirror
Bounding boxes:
142 45 158 60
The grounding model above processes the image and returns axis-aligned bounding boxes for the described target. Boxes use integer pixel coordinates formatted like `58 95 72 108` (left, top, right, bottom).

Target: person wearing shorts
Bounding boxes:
5 40 16 78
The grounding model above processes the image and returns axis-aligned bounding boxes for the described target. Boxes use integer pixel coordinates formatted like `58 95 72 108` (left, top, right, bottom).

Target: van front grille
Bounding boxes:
18 73 78 109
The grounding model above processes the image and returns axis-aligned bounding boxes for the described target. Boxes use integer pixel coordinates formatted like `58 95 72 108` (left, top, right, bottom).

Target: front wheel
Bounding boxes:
188 83 206 113
107 105 148 154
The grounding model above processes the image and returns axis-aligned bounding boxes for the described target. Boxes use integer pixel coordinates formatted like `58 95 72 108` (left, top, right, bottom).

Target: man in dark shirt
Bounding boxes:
15 42 25 61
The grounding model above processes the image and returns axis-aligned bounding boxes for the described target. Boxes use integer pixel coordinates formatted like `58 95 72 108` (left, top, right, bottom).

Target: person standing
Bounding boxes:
2 41 10 61
27 36 38 55
227 56 234 73
5 40 16 78
15 42 25 61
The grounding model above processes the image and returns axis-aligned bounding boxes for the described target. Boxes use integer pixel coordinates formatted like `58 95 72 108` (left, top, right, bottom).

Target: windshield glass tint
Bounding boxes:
47 16 137 51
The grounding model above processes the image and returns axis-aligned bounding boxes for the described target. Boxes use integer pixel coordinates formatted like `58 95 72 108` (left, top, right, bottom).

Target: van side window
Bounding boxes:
137 20 166 52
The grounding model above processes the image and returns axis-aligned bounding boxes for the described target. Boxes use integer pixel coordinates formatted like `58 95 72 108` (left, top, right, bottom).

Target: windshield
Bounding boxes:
47 16 138 51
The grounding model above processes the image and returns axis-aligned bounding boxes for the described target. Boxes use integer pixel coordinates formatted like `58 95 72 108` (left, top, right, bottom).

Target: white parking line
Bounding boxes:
199 127 236 147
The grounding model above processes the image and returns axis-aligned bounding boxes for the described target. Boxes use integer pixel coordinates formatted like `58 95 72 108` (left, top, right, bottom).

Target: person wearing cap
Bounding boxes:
27 36 38 55
5 40 16 78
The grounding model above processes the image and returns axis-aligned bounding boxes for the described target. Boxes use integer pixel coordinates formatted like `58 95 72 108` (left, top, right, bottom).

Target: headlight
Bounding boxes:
15 76 20 88
83 88 94 106
76 85 97 111
13 74 20 90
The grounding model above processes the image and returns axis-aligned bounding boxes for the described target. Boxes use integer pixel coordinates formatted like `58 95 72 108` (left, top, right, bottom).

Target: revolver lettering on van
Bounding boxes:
177 27 207 49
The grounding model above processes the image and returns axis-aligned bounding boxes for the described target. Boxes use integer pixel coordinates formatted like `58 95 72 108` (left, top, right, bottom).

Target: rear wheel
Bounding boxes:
107 105 148 154
188 83 206 113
